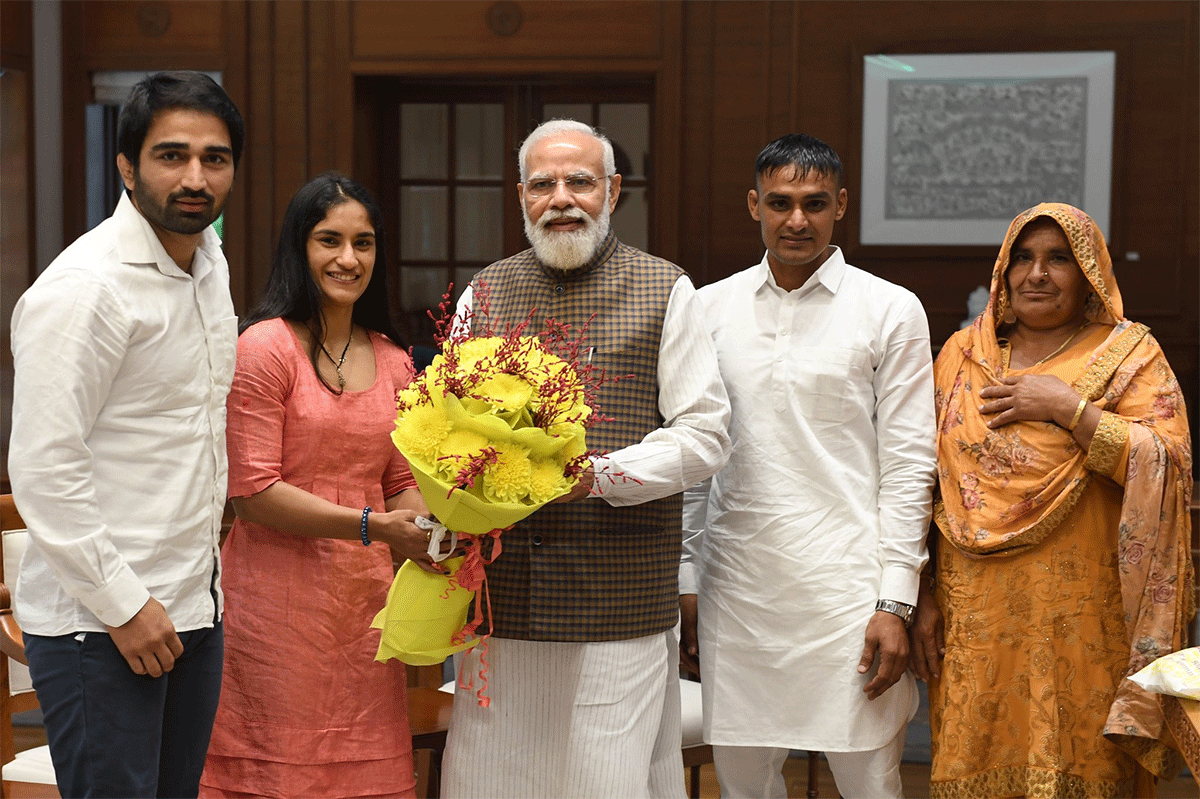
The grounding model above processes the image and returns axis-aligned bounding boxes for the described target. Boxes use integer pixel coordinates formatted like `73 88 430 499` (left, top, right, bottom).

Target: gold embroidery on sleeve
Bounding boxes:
1085 412 1127 475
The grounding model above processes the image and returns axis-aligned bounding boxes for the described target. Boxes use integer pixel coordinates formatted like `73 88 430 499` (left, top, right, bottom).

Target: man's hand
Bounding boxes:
105 597 183 678
551 465 595 504
858 610 909 700
679 593 700 677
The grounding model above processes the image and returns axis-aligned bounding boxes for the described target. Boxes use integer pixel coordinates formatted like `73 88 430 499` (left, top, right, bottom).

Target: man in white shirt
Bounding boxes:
8 71 242 798
442 119 731 799
680 133 936 799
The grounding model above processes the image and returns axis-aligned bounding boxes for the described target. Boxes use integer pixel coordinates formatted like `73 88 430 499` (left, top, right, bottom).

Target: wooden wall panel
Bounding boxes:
271 2 310 219
700 2 776 283
677 0 715 281
0 3 34 491
79 0 225 67
240 1 278 307
1 0 33 68
221 1 250 313
350 1 663 61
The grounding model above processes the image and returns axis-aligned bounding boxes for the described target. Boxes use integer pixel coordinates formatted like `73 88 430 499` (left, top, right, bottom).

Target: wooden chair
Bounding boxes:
679 677 713 798
406 663 454 798
0 495 59 798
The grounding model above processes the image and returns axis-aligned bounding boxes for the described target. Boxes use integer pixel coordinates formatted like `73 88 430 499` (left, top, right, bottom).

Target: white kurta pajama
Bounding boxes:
682 249 936 759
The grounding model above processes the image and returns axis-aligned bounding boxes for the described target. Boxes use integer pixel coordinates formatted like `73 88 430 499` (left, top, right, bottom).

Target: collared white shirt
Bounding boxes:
9 192 236 635
682 247 935 750
457 274 731 504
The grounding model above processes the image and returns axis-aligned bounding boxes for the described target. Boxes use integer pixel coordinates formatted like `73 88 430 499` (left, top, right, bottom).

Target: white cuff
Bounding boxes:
81 565 152 628
679 561 699 596
879 565 920 607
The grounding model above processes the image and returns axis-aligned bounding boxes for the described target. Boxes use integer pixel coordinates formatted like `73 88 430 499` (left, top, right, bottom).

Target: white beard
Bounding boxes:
523 190 612 271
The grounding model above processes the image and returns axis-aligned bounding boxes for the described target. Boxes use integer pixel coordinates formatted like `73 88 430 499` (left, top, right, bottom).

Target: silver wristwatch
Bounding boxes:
875 599 915 628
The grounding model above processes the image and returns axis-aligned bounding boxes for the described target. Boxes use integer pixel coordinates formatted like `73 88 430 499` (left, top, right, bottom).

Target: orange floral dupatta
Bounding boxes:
933 203 1194 776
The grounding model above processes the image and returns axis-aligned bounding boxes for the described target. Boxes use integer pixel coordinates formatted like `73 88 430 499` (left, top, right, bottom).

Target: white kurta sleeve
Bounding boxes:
9 271 152 627
591 276 731 505
679 476 711 595
873 293 937 607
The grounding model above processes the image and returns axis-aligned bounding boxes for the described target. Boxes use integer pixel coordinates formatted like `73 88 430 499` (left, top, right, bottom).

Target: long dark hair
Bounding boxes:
240 172 406 392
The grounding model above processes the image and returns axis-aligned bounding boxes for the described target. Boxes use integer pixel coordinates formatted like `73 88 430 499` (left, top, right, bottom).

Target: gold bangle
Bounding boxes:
1067 398 1088 431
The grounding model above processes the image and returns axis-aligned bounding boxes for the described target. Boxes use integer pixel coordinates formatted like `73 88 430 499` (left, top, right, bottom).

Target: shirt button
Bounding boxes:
554 285 565 295
532 535 543 546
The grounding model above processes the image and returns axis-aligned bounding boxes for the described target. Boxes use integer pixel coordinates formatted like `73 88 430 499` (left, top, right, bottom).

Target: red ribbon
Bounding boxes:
449 527 505 707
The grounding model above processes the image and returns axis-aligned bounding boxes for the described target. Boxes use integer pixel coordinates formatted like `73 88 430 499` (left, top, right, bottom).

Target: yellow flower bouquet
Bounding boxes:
392 332 593 528
372 287 603 697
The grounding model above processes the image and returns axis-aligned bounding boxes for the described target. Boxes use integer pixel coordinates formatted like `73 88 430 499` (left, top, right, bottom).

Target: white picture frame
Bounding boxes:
859 51 1115 246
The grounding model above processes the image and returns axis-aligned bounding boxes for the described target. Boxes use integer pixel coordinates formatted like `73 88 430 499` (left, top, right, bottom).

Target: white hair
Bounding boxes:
518 118 616 182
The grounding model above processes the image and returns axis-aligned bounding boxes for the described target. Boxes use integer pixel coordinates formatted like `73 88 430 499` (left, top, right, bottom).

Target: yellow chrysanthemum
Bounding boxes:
528 457 571 505
436 429 490 481
424 353 448 381
482 441 533 504
392 402 452 462
455 337 501 376
474 372 534 413
556 428 588 467
542 399 590 427
395 383 425 412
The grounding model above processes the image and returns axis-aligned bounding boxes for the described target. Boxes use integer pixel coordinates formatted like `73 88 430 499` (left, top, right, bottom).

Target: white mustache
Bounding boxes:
537 211 589 229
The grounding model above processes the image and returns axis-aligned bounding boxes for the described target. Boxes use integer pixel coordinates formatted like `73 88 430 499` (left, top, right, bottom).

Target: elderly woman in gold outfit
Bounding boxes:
911 203 1193 798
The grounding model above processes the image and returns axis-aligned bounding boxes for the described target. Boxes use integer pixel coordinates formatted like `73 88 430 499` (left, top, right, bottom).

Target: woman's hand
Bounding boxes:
372 509 449 574
978 375 1078 429
909 584 944 682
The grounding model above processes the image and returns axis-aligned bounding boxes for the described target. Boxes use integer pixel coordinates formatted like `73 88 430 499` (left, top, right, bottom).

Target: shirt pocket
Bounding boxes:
788 346 871 424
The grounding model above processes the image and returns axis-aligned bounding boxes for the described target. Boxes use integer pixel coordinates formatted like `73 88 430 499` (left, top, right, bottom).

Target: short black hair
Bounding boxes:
755 133 842 189
117 71 245 169
240 173 407 393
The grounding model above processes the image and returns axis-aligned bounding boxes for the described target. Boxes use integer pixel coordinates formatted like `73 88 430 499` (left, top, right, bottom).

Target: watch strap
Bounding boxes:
875 598 915 627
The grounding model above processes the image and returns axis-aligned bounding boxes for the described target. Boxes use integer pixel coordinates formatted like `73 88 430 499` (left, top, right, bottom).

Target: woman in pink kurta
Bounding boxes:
202 174 443 799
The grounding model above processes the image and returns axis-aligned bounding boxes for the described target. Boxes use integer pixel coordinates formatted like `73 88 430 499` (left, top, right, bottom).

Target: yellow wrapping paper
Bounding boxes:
372 556 477 666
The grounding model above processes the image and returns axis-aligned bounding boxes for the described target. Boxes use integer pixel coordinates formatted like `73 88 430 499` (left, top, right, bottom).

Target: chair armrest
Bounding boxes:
0 584 27 665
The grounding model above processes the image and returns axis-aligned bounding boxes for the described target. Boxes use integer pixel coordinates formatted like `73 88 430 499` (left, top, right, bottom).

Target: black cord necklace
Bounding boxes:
319 330 353 390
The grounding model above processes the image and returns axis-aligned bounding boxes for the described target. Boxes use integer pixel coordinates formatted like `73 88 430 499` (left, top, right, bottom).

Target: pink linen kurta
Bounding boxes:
201 317 417 799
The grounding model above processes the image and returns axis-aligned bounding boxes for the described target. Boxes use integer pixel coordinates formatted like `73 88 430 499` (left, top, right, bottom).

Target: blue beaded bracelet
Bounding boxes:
360 507 371 546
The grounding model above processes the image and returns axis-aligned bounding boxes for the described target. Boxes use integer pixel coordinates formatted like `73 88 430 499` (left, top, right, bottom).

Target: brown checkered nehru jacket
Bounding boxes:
469 231 685 641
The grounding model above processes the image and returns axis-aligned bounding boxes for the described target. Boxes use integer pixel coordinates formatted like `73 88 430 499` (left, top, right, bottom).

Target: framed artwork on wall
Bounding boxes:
859 51 1115 246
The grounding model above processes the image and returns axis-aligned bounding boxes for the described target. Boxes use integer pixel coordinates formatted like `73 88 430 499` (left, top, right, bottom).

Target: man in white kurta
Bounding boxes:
680 133 935 798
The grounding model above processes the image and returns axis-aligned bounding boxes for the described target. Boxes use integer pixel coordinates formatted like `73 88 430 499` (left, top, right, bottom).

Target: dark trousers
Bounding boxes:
24 622 223 799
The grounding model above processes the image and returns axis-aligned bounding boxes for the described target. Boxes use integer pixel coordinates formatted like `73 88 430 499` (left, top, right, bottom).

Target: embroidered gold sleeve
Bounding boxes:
1084 412 1128 476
